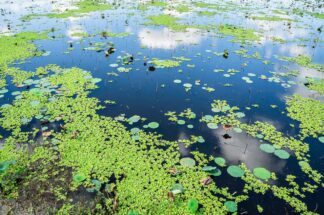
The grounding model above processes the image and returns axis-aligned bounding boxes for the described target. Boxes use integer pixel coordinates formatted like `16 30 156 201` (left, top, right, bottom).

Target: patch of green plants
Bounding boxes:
286 95 324 139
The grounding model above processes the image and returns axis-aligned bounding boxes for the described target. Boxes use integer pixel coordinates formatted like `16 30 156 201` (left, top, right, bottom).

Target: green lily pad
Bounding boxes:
73 173 86 183
174 79 182 84
253 167 271 180
260 144 275 153
224 201 237 213
187 124 194 129
180 157 196 168
187 198 199 213
227 165 244 177
177 119 185 125
208 168 222 176
128 210 139 215
233 127 242 133
128 115 141 124
171 183 185 195
274 149 290 159
207 122 218 129
318 136 324 143
214 157 226 167
147 122 159 129
197 136 205 143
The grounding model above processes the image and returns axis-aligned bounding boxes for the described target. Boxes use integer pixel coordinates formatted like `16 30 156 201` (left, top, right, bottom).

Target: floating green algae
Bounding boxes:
152 59 180 68
286 95 324 139
280 55 324 72
251 16 294 22
145 14 191 31
218 24 260 42
46 0 112 18
0 32 48 66
304 77 324 94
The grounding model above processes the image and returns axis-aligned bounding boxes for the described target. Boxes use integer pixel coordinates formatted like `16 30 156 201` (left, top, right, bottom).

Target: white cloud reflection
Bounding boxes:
138 27 203 49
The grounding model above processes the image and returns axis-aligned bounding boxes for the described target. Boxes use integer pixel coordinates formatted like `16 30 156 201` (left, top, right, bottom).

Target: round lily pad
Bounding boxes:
147 122 159 129
73 173 86 183
183 83 192 88
227 165 244 177
274 149 290 159
208 168 222 176
203 115 214 121
187 124 194 129
174 79 182 84
214 157 226 167
171 183 185 195
253 167 271 180
207 122 218 129
197 136 205 143
256 134 264 139
177 119 185 125
318 136 324 143
187 198 199 213
224 201 237 213
260 144 275 153
180 157 196 168
233 127 242 133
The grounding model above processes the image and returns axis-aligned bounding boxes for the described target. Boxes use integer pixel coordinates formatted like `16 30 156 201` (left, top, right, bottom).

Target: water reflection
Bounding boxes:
138 27 203 49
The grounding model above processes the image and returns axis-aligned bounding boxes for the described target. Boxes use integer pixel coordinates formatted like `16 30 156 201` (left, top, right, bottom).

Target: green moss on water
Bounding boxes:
304 77 324 94
21 0 112 20
0 32 48 66
198 11 217 16
280 55 324 72
218 24 260 42
174 5 190 13
145 14 191 31
287 95 324 139
251 16 294 22
101 31 130 38
138 1 167 11
152 59 180 68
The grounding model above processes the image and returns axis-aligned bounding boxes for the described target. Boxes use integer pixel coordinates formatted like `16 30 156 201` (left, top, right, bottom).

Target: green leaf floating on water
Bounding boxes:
147 122 159 129
128 210 139 215
187 198 199 213
224 201 238 213
180 157 196 168
73 173 86 183
207 122 218 129
274 149 290 159
171 183 185 195
260 144 275 153
202 166 216 171
0 160 15 174
319 136 324 143
227 165 244 177
253 167 271 180
177 119 185 125
214 157 226 167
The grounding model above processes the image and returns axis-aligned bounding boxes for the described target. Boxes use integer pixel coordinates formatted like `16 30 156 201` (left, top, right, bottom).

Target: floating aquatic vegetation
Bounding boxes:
218 24 260 42
227 165 244 178
279 55 324 72
304 77 324 94
180 157 196 168
214 158 225 167
251 16 294 22
286 95 324 139
260 143 275 153
151 59 180 68
253 167 271 180
274 149 290 159
0 32 48 66
224 201 237 213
